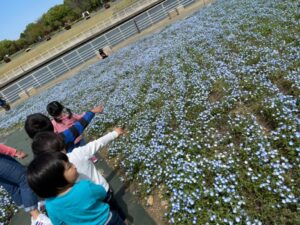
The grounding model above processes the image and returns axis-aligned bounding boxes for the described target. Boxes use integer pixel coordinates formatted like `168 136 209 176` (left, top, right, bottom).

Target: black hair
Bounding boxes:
99 48 104 54
46 101 73 123
32 131 65 157
25 113 54 138
98 49 108 58
27 152 70 198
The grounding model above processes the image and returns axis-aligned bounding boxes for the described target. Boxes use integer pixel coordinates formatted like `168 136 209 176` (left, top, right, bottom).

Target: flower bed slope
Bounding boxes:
0 0 299 224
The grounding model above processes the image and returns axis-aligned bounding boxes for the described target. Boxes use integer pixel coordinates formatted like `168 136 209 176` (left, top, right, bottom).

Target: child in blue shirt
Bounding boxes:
27 152 125 225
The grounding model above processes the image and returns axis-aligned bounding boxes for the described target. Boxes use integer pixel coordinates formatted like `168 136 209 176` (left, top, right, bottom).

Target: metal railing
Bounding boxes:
0 0 208 103
0 0 162 86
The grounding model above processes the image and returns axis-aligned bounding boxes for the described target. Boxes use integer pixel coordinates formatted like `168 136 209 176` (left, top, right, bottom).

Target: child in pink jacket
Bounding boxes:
46 101 98 163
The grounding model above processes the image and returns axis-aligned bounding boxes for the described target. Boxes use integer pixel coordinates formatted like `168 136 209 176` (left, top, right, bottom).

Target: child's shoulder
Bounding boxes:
75 180 96 192
77 179 93 186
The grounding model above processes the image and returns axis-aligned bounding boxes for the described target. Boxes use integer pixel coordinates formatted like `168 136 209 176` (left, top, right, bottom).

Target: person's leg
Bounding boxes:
0 155 38 211
0 155 52 224
106 210 125 225
105 188 126 221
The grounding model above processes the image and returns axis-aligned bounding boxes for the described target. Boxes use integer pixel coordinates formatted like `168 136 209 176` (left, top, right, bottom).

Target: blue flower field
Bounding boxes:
0 0 299 224
0 187 17 224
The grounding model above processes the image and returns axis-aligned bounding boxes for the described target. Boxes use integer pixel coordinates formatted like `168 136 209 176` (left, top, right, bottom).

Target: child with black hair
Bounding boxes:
47 101 98 163
47 101 85 146
31 127 126 220
27 152 125 225
25 105 104 153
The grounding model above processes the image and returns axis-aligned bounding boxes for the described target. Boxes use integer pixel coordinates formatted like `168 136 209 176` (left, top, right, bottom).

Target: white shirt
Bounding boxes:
67 131 119 192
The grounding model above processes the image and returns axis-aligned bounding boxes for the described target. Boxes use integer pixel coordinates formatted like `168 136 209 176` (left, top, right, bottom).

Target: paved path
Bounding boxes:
5 129 156 225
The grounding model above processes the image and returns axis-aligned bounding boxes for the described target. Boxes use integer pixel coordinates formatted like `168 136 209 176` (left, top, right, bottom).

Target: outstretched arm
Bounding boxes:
0 144 28 159
70 128 124 159
60 105 105 152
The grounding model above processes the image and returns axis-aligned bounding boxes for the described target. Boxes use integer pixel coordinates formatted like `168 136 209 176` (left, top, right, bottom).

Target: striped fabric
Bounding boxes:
59 111 94 153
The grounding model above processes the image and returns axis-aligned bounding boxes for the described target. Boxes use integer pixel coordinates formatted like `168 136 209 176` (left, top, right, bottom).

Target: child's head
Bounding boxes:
25 113 54 138
99 48 104 54
27 152 78 198
32 131 65 156
47 101 64 117
47 101 72 121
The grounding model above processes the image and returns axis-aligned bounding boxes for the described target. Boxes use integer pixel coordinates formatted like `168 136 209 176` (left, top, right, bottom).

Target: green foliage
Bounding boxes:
0 40 25 60
209 78 230 102
65 0 101 15
42 5 77 29
0 40 14 60
0 187 17 225
0 0 107 60
20 22 46 44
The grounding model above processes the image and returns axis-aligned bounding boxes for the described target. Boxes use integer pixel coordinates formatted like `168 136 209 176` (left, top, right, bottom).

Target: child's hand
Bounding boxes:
91 105 104 113
114 127 124 136
15 150 28 159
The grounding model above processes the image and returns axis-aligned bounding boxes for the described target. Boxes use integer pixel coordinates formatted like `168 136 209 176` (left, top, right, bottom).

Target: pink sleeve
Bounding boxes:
51 119 59 133
72 113 84 121
0 144 17 157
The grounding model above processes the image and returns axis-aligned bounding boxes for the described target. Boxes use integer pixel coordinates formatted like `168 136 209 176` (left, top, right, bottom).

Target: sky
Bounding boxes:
0 0 63 41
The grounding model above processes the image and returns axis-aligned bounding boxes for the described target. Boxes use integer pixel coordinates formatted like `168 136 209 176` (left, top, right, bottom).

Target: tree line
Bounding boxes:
0 0 109 61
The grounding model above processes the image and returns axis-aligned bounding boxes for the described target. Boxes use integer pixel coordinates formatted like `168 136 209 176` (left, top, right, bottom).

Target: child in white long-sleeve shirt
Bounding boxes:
31 128 123 197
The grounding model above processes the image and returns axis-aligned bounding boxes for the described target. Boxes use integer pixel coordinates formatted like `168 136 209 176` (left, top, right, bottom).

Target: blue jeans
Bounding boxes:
0 154 38 212
104 188 126 221
107 210 125 225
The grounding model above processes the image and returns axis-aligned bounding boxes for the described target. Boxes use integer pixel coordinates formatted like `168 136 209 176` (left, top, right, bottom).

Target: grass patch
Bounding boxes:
208 79 231 103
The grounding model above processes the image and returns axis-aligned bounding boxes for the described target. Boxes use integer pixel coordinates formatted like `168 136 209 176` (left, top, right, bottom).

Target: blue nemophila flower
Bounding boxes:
0 0 299 224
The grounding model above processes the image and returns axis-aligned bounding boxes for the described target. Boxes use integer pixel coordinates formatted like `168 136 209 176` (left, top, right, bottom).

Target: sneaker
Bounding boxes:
31 213 52 225
90 155 98 163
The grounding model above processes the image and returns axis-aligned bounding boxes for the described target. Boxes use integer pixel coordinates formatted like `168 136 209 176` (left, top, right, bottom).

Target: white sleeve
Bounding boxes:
69 131 119 159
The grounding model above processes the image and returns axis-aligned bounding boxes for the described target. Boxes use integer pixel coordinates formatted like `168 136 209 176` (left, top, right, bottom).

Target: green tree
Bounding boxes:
0 0 107 59
42 5 76 30
64 0 101 15
20 22 46 43
0 40 16 60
